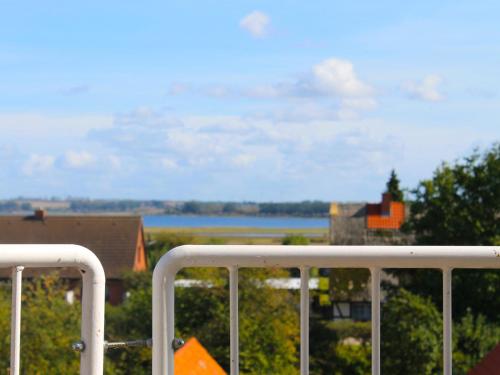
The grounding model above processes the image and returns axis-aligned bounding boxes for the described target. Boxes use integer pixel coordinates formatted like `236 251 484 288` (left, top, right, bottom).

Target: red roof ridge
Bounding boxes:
468 342 500 375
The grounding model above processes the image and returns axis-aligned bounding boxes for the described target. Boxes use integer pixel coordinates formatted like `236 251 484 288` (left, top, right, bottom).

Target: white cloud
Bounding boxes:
160 158 178 170
59 85 90 96
202 85 233 98
91 108 396 182
168 82 190 96
245 58 374 100
0 113 112 138
170 58 376 120
244 84 282 98
107 155 122 170
240 11 271 38
5 106 495 200
309 58 373 97
402 74 445 102
232 153 257 167
22 154 55 175
63 151 95 168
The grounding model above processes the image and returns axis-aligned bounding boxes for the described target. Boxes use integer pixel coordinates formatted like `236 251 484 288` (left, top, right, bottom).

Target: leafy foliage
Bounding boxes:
146 233 194 270
406 143 499 245
453 309 500 374
310 320 371 375
381 289 442 375
0 275 86 374
282 234 310 245
397 144 500 321
386 169 404 202
105 267 300 374
329 269 370 301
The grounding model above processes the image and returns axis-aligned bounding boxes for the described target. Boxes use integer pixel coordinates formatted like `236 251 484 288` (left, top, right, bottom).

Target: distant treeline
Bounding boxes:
0 201 32 212
180 200 329 217
69 199 166 212
0 199 330 217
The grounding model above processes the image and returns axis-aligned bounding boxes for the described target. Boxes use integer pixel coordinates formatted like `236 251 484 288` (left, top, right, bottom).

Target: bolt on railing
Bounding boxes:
152 245 500 375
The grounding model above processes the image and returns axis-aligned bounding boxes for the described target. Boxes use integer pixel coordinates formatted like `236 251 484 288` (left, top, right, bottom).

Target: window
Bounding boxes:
351 302 371 321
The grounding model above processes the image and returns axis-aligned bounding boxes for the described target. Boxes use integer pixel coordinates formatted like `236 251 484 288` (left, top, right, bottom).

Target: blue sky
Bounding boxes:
1 1 499 201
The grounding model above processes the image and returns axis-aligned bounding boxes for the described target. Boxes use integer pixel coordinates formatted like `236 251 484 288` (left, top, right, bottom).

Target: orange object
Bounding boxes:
366 193 405 230
174 338 227 375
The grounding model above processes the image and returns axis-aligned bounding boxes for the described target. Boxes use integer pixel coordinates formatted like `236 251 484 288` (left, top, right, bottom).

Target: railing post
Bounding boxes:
153 265 177 375
229 267 239 375
443 268 452 375
300 267 310 375
10 266 24 375
370 267 381 375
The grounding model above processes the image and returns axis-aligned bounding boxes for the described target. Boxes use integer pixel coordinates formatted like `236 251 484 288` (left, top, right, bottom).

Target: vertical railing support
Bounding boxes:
10 266 24 375
371 267 381 375
443 268 452 375
229 267 239 375
153 264 177 375
300 267 310 375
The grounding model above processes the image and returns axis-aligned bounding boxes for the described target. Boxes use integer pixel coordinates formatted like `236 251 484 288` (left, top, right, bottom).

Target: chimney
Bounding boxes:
381 193 392 216
34 208 47 220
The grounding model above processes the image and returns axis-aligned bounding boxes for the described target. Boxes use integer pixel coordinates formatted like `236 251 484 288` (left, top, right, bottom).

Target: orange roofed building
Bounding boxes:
330 192 413 245
366 192 405 230
174 338 226 375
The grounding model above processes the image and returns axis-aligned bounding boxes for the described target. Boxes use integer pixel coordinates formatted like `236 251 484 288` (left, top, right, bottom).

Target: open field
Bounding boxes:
145 226 330 245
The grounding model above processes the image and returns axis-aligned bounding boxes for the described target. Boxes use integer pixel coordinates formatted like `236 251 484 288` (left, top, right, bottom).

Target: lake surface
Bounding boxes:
143 215 328 229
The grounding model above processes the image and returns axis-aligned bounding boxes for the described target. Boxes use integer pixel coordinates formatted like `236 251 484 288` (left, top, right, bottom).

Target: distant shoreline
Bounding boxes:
0 199 335 218
0 211 330 218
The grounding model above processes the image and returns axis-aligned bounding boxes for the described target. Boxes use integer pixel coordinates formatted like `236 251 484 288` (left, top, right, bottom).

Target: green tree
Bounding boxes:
106 267 300 374
0 274 110 374
105 272 153 374
146 233 194 271
407 144 499 246
453 309 500 374
381 289 442 375
386 169 404 202
398 144 500 321
310 320 371 375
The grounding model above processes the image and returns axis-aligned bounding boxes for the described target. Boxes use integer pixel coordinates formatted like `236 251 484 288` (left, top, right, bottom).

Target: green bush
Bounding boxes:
381 289 442 375
282 235 309 245
453 309 500 374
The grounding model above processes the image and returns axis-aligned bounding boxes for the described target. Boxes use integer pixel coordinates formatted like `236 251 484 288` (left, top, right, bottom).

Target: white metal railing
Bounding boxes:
152 245 500 375
0 245 106 375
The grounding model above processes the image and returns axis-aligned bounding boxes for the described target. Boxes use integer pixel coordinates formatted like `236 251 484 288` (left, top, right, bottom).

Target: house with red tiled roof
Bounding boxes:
174 338 226 375
0 209 147 304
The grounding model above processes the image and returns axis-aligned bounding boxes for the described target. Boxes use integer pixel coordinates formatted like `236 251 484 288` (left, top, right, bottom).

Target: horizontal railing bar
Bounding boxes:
158 245 500 271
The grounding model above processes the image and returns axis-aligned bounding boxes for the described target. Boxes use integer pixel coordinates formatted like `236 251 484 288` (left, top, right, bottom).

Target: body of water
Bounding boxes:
143 215 328 229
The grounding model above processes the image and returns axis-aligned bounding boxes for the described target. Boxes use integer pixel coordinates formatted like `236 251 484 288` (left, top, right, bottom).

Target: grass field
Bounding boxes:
145 226 329 245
